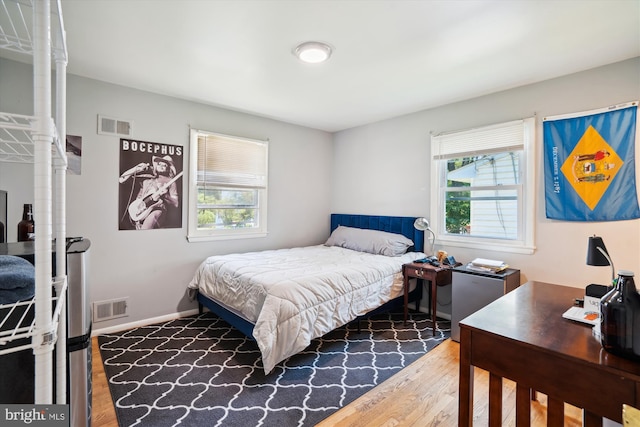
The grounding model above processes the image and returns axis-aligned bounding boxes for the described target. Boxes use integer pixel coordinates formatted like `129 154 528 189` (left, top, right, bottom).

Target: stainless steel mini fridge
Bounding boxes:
63 238 92 427
451 265 520 342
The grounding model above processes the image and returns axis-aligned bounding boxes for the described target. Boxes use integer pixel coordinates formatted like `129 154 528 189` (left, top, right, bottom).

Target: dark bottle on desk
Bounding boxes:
600 270 640 360
17 203 35 242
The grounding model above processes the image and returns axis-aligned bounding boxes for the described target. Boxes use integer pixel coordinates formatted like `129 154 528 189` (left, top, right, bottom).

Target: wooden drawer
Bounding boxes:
403 264 452 285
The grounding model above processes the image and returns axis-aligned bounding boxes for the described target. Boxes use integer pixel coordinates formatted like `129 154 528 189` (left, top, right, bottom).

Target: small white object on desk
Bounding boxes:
562 294 602 326
562 305 600 326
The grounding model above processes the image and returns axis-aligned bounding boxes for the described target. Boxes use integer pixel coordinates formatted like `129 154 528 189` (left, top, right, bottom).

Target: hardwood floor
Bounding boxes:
91 337 583 426
92 337 118 427
317 339 582 427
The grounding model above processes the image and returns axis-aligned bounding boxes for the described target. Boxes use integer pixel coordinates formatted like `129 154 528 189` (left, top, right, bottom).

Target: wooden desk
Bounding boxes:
402 262 452 335
458 281 640 426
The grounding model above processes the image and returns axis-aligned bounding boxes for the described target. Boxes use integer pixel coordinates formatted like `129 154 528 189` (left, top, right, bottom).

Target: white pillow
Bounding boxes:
325 226 414 256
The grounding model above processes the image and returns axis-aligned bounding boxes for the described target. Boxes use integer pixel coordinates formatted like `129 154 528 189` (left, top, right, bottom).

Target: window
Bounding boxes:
187 129 268 242
430 118 535 254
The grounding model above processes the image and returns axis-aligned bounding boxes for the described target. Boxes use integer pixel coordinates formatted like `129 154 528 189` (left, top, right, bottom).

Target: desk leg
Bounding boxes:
458 327 474 427
583 410 603 427
403 274 409 325
427 279 432 316
489 373 502 427
431 279 437 336
547 397 564 427
515 384 530 427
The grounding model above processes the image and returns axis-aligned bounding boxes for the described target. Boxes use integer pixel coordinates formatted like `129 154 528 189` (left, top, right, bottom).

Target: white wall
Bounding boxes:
3 57 639 328
0 58 333 331
332 57 640 315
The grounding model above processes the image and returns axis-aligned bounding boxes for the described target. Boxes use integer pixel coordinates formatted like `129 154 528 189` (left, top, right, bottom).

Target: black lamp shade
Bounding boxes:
586 236 610 266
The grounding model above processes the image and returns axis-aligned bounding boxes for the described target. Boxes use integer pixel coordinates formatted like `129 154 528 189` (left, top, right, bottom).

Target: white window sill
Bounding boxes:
187 231 267 243
438 237 535 255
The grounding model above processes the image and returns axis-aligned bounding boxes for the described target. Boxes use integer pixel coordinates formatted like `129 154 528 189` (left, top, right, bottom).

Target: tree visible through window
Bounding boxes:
445 158 472 234
197 188 257 229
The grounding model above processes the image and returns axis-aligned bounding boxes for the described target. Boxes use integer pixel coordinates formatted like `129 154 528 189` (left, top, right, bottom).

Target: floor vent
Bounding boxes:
93 297 129 322
97 114 133 137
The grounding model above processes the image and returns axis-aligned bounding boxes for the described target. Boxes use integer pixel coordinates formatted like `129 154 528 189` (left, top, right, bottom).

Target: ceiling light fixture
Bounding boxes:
293 41 333 64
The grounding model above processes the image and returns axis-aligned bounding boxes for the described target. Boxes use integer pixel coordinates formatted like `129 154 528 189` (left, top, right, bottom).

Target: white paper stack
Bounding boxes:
468 258 509 273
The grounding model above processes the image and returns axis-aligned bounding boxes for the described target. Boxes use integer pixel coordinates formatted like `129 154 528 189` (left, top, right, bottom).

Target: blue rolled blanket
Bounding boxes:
0 255 35 304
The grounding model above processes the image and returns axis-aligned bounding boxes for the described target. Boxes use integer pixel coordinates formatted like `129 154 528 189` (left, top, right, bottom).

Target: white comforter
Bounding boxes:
188 245 423 374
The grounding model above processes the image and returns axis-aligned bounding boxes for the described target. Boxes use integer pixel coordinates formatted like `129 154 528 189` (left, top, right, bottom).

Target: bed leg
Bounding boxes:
198 303 203 315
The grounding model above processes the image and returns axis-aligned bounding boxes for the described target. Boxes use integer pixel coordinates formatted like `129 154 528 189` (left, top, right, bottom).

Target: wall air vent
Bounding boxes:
93 297 129 322
97 114 133 137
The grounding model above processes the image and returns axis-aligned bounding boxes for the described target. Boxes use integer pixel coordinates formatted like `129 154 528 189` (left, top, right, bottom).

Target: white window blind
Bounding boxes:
432 119 526 160
197 132 267 188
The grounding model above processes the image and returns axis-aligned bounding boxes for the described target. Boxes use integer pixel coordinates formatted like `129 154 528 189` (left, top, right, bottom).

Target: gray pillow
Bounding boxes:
325 226 414 256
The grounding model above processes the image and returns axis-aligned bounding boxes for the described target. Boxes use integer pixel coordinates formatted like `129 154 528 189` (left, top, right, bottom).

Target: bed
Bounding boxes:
187 214 426 374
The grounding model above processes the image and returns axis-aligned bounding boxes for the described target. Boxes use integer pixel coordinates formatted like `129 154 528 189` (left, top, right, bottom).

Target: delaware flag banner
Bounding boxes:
543 102 640 221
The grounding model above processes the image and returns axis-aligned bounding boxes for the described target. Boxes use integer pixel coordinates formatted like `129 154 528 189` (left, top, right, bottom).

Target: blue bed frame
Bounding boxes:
197 213 425 339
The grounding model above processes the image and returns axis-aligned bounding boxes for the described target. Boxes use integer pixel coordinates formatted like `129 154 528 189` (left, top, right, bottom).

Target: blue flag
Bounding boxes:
543 103 639 221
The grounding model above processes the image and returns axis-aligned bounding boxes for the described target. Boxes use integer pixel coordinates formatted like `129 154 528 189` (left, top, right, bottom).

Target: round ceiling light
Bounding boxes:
293 41 333 64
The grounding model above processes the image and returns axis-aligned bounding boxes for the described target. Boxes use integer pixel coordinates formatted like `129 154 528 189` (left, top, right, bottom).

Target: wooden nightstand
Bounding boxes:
402 262 453 336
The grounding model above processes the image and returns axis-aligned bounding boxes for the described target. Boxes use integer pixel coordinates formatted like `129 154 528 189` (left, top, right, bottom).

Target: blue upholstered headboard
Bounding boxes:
330 214 424 253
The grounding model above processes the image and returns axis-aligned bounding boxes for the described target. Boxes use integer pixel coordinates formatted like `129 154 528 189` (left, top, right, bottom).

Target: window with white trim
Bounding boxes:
187 129 268 242
430 118 535 254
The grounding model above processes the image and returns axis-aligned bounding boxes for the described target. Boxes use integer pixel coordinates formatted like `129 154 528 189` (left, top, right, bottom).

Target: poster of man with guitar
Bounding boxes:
118 139 183 230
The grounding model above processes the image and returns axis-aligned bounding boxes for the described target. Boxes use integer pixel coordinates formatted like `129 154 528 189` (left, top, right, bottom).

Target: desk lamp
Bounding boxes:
586 235 615 285
414 217 435 255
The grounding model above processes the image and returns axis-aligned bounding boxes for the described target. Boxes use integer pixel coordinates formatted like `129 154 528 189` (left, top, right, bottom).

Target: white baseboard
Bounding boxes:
91 308 200 336
436 312 452 321
415 302 452 320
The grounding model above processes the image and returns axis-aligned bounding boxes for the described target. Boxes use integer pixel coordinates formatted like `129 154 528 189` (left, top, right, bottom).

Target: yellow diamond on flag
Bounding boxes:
560 125 623 210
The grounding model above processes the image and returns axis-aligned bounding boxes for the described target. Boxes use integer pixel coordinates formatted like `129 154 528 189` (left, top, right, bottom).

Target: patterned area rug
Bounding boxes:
98 311 450 427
